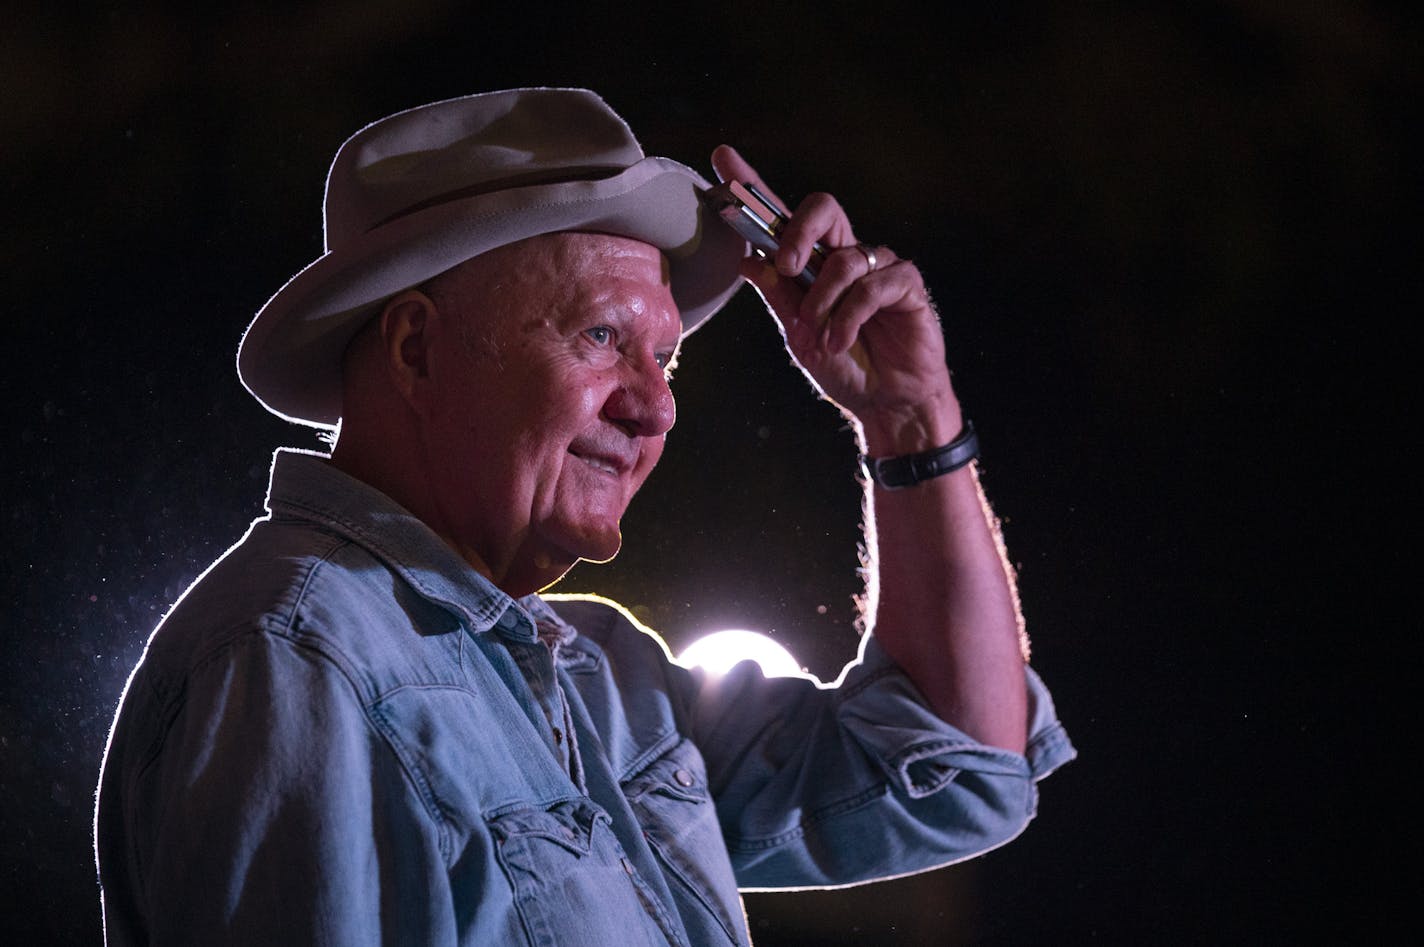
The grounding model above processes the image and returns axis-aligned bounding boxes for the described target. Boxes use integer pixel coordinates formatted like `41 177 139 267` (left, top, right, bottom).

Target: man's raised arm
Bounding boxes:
710 145 1030 753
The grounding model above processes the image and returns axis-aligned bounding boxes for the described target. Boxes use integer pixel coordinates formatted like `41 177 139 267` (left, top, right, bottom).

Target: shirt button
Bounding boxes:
673 769 695 788
552 727 564 745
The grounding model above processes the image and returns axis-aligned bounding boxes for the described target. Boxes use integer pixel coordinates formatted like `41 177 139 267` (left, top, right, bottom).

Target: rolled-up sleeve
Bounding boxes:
837 637 1076 798
683 635 1076 890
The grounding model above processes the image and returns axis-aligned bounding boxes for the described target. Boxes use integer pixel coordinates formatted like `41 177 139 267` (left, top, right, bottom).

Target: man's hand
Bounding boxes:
710 145 960 456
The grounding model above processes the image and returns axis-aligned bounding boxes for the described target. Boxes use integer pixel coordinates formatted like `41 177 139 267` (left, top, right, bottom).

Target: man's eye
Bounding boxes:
585 326 614 346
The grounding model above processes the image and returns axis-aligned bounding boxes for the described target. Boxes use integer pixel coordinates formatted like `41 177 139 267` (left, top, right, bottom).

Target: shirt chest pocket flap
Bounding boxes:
488 798 685 946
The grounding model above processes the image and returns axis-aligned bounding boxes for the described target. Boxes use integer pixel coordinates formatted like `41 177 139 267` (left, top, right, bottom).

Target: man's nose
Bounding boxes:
603 356 676 438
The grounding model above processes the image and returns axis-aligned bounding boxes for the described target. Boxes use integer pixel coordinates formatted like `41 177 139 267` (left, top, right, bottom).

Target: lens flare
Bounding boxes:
676 629 803 678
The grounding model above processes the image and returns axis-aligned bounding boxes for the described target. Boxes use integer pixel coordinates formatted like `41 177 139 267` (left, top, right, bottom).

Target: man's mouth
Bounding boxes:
580 455 619 474
569 447 633 476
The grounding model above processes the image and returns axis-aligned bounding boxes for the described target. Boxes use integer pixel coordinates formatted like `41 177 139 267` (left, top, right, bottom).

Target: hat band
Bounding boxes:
365 164 629 233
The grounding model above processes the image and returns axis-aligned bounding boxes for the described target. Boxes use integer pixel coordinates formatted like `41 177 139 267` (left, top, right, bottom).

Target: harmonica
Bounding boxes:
701 180 827 288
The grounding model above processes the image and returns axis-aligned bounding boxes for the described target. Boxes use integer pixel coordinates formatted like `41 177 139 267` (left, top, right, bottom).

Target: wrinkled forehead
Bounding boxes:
421 231 681 347
434 232 675 308
506 231 671 284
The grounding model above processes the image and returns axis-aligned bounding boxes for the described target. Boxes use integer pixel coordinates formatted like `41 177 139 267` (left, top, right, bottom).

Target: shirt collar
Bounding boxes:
262 448 565 639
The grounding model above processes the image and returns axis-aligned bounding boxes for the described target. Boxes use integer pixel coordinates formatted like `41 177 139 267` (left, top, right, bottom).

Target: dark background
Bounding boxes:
3 2 1415 943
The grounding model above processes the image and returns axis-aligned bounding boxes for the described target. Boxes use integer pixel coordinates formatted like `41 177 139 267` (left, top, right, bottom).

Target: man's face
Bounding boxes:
420 232 682 591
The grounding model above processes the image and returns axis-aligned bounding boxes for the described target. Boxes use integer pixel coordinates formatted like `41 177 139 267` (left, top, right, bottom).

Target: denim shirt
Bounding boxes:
96 450 1075 946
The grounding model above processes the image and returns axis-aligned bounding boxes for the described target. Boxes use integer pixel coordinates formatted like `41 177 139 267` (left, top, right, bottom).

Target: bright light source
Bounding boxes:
677 629 804 678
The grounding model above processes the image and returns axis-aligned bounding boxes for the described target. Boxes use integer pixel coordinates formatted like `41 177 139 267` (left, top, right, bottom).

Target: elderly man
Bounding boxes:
96 88 1074 945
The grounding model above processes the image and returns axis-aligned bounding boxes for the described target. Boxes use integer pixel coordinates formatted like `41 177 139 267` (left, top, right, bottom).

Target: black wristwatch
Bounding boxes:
860 421 979 489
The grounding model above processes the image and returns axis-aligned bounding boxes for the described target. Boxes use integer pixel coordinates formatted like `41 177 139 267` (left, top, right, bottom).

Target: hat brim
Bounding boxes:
238 156 747 429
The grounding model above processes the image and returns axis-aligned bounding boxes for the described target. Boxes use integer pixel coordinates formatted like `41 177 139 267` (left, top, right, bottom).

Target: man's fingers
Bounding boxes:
820 257 931 355
775 192 854 279
710 146 856 281
799 245 896 332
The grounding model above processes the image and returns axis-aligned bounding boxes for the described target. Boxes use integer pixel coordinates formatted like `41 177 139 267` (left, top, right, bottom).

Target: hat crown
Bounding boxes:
324 88 646 249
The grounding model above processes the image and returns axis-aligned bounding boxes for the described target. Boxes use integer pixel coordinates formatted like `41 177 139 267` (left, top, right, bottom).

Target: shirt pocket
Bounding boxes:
624 739 749 946
488 797 686 947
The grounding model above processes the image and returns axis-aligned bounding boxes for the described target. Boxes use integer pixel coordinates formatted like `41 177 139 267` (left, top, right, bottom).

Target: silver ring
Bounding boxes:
853 242 879 273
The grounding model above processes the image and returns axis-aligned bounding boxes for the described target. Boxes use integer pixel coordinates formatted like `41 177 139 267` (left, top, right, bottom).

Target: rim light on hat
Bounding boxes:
238 88 747 430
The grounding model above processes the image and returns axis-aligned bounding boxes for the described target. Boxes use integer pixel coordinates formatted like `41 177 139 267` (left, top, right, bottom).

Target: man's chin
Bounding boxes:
539 523 623 570
575 529 623 565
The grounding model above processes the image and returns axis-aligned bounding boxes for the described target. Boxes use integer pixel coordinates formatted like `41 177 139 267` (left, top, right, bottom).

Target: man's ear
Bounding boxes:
379 289 438 410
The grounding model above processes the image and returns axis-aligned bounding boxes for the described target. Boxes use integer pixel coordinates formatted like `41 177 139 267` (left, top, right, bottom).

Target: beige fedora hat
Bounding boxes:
237 87 747 429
